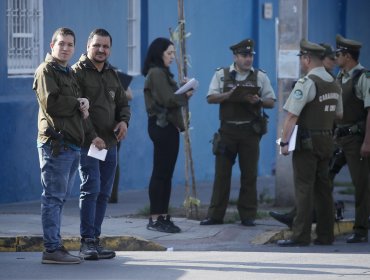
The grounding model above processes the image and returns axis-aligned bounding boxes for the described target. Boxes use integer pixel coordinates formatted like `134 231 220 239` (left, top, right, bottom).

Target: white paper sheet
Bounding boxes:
175 78 199 95
87 144 107 161
276 125 298 154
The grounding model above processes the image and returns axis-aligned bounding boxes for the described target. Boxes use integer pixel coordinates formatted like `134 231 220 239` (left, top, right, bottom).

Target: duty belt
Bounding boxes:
334 124 363 138
309 130 333 136
222 120 251 126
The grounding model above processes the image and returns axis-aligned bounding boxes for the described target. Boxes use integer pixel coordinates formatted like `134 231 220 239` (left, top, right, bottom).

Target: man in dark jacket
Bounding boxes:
72 29 131 260
33 27 90 264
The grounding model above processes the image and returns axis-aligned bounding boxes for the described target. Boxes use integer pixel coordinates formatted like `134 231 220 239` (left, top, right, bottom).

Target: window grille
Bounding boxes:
127 0 141 75
7 0 43 75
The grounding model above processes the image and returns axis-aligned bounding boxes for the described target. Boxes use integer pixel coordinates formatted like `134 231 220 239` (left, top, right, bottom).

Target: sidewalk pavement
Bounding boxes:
0 167 360 253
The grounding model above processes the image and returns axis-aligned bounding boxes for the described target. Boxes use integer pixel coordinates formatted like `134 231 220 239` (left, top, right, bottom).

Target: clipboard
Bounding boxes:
229 86 260 102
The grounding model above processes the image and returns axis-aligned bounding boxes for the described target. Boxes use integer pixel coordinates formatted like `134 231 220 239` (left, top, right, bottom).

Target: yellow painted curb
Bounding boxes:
252 220 354 244
0 235 166 252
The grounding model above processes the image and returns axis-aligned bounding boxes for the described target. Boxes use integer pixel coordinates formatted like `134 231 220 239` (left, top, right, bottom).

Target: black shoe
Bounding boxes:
313 239 333 245
269 211 293 228
346 233 368 243
164 215 181 233
95 238 116 259
199 218 223 225
241 219 256 227
79 238 98 260
277 239 309 247
147 215 180 233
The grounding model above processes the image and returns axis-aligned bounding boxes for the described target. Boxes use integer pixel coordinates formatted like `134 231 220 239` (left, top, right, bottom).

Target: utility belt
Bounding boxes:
221 118 268 135
334 122 365 138
221 120 251 128
296 128 333 151
309 129 333 136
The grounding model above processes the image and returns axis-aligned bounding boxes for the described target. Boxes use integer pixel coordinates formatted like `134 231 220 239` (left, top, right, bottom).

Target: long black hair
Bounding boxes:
142 37 174 77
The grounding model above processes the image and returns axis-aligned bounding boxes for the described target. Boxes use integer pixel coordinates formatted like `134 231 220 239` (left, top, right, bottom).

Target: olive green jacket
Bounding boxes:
144 67 188 131
33 53 89 146
72 54 131 148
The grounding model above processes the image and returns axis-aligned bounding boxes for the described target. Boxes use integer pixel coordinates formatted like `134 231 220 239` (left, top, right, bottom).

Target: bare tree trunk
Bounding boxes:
173 0 198 219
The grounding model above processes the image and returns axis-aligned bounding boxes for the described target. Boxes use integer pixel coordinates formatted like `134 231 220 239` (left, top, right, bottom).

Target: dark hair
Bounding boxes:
51 27 76 45
347 50 360 62
142 37 174 76
87 28 112 46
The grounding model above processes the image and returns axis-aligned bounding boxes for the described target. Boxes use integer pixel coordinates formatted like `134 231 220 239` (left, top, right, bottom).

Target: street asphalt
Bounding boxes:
0 166 369 279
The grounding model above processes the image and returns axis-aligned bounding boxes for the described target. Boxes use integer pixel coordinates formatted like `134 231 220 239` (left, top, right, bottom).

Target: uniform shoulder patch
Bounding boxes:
297 77 308 84
293 89 303 100
365 71 370 78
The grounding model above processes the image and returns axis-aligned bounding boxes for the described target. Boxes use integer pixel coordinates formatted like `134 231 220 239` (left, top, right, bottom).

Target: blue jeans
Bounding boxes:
79 146 117 238
38 143 80 251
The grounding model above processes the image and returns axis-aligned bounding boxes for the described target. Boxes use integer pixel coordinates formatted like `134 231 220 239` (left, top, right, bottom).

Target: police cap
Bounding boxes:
230 38 256 55
297 39 325 57
319 43 335 59
336 34 362 52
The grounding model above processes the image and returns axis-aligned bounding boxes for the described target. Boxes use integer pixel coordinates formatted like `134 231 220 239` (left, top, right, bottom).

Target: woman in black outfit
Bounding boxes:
142 37 193 233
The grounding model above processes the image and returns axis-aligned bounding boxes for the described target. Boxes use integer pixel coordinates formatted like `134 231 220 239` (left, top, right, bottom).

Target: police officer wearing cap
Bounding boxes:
335 34 370 243
200 38 276 227
269 42 340 228
277 39 342 247
320 43 337 75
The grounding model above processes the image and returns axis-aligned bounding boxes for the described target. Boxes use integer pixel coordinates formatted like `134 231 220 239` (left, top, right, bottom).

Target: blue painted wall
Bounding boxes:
1 0 369 203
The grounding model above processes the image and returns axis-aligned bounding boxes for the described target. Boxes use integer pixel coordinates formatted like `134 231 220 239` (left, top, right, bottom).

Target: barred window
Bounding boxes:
7 0 43 75
127 0 141 75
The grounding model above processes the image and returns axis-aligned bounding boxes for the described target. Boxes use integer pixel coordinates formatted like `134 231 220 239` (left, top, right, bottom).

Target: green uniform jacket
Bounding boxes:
72 54 131 148
144 67 188 131
33 53 87 146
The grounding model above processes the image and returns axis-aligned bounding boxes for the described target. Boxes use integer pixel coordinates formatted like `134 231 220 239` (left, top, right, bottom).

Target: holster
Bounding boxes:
45 126 64 157
296 128 313 151
251 115 268 135
211 132 236 163
329 148 346 174
251 111 269 136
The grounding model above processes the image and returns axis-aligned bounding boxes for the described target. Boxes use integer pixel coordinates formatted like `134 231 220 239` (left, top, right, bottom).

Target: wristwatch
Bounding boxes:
279 141 289 147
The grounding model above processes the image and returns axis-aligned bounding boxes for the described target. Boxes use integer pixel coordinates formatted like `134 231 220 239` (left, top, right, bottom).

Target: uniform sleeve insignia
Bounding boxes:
365 71 370 78
293 89 303 100
297 77 307 84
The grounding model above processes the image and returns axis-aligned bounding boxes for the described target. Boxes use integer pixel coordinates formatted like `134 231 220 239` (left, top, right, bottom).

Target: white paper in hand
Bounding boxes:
175 78 199 95
87 144 107 161
276 125 298 154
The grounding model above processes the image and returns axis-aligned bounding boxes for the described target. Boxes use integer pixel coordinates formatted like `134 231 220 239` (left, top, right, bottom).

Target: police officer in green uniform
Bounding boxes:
277 39 342 246
269 42 342 228
200 38 276 226
334 34 370 243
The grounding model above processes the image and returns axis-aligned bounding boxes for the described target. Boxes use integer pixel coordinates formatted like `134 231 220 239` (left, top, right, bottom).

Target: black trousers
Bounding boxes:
148 116 180 215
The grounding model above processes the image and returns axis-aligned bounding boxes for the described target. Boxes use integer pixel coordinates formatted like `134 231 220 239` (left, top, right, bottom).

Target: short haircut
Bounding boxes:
51 27 76 45
87 28 112 46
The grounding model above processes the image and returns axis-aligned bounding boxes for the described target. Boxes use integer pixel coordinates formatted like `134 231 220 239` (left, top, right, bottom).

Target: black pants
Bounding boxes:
148 116 180 215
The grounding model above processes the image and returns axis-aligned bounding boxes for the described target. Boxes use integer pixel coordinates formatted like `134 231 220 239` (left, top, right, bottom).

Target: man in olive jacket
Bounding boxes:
33 27 90 265
72 29 130 260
